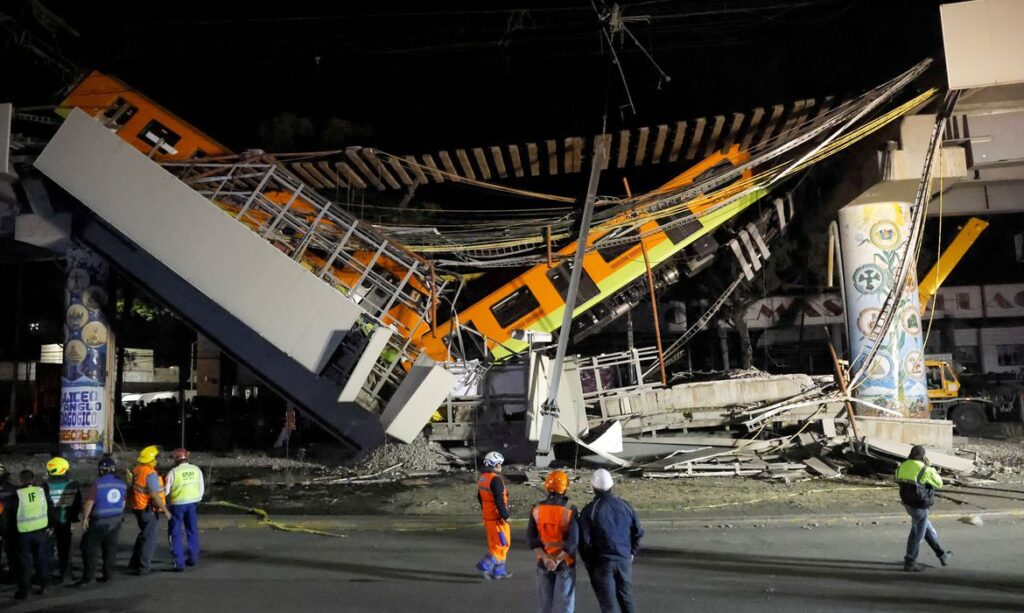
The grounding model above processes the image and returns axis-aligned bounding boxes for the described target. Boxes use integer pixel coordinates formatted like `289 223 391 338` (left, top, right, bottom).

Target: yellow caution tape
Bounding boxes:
205 500 346 538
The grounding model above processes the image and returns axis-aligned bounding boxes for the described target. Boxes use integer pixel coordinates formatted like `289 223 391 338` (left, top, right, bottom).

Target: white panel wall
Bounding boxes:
941 0 1024 89
381 359 456 443
35 110 362 373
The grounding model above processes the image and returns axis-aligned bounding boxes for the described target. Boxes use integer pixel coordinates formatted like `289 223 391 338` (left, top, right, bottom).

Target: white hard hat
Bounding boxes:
592 468 614 491
483 451 505 467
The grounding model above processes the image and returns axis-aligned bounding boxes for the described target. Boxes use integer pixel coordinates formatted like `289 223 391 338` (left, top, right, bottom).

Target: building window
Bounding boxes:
954 345 980 371
996 344 1024 367
489 286 541 329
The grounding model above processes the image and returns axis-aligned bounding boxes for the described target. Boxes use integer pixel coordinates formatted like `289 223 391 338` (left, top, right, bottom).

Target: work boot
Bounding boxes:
487 563 511 580
939 551 952 566
475 554 495 574
903 560 925 572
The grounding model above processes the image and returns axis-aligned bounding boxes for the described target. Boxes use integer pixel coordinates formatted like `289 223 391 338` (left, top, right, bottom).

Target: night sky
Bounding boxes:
3 0 1018 362
4 1 950 154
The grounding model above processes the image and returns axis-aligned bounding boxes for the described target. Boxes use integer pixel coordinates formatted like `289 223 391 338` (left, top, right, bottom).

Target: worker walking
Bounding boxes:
897 445 952 572
476 451 511 579
579 469 643 613
79 456 127 584
164 448 205 571
128 445 171 575
528 470 580 613
13 470 54 600
44 456 82 583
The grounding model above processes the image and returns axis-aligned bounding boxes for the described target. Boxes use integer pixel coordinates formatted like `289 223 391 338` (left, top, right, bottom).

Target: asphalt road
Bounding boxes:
2 513 1022 612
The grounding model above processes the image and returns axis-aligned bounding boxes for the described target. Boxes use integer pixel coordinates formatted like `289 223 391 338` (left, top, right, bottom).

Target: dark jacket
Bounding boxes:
579 490 643 563
527 493 580 569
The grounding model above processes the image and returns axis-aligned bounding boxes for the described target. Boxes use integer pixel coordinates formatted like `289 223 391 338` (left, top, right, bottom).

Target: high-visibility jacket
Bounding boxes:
478 472 508 521
130 464 165 511
167 463 203 505
92 474 128 519
896 459 943 490
16 485 48 533
532 503 575 566
47 477 80 524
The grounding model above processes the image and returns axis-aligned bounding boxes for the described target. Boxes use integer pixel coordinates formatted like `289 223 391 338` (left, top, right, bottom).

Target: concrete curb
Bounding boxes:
197 507 1024 533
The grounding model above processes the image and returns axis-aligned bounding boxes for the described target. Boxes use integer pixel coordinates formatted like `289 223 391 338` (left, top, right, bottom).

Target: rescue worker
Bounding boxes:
128 445 171 575
476 451 511 579
897 445 951 572
45 456 82 582
528 470 580 613
79 456 127 584
164 448 205 571
13 470 53 600
0 463 19 583
579 469 643 613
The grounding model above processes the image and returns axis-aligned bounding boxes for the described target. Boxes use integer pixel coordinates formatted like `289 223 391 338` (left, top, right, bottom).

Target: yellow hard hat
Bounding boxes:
137 445 160 464
46 457 70 477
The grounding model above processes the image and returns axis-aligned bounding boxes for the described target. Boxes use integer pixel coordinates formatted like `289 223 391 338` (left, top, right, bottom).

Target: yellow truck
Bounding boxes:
926 354 1024 435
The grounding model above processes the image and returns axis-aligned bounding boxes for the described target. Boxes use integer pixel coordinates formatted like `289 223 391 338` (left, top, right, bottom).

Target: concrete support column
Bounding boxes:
60 245 114 458
839 200 929 417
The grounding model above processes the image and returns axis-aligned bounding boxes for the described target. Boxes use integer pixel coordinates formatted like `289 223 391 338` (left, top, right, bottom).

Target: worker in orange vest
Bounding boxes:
476 451 511 579
127 445 171 575
528 470 580 613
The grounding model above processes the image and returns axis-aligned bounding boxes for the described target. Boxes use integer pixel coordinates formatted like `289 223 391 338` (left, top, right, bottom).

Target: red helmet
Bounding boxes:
172 448 189 461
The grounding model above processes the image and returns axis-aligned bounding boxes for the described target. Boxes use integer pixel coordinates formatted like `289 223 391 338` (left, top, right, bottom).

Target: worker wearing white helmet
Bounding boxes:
579 469 644 613
475 451 511 579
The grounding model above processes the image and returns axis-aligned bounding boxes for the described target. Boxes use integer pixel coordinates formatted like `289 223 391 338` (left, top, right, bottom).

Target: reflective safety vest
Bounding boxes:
48 478 79 524
48 478 79 508
16 485 48 533
167 463 203 505
92 474 127 520
130 465 165 511
477 472 507 522
532 503 575 566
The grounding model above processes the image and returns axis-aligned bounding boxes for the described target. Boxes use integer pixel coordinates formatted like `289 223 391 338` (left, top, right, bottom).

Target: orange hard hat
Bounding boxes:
544 470 569 495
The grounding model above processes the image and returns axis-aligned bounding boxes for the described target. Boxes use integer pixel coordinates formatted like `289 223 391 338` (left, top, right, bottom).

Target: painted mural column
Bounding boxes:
839 200 929 418
60 246 114 457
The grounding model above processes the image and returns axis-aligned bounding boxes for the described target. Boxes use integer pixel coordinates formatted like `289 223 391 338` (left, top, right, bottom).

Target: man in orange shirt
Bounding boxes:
127 446 171 575
528 470 579 613
476 451 511 580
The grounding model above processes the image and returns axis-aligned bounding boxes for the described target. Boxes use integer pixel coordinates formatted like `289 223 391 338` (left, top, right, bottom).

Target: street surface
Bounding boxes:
2 512 1022 612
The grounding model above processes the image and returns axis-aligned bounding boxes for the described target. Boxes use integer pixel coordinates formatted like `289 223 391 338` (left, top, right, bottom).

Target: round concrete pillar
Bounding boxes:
839 201 929 417
60 246 113 457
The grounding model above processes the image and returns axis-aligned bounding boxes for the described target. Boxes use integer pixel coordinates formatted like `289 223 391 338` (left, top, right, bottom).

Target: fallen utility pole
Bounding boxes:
827 334 860 440
535 137 609 467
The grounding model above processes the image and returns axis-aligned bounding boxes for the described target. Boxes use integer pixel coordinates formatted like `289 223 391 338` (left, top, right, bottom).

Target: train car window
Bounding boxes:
597 238 634 263
547 262 601 305
690 158 733 184
137 119 182 155
455 320 487 361
101 98 137 127
662 213 702 246
490 285 541 329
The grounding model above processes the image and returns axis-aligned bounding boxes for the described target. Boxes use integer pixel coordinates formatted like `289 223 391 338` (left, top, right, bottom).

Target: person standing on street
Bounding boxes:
164 448 205 571
579 469 643 613
897 445 952 572
528 470 579 613
128 445 171 575
476 451 511 580
0 463 19 583
79 455 127 584
13 469 53 600
44 456 82 583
